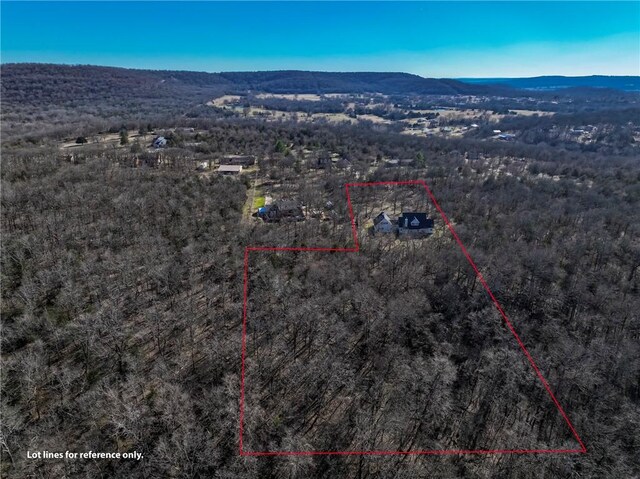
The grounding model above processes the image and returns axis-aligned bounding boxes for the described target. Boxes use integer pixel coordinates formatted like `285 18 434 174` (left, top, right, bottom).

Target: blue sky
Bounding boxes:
1 1 639 77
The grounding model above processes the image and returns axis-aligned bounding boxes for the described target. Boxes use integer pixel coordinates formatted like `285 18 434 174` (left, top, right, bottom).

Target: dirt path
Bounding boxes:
243 168 260 222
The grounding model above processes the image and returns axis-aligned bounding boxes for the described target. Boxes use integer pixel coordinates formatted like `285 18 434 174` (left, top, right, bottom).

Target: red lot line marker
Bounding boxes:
239 180 586 457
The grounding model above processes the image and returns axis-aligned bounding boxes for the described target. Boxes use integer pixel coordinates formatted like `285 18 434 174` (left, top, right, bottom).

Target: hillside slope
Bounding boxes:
1 63 509 108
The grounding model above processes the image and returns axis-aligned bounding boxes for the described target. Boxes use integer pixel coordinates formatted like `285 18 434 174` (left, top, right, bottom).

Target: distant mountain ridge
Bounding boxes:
215 70 508 95
459 75 640 92
1 63 512 98
2 64 637 114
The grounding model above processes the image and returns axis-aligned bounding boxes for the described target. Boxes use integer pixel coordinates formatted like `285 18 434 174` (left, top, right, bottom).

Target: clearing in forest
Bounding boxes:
239 180 586 457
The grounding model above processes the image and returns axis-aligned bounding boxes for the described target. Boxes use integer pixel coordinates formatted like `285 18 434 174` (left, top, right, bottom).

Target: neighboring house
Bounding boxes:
311 157 332 169
220 155 256 166
218 165 243 175
333 157 352 169
258 200 304 222
384 159 400 168
384 159 414 168
399 159 415 167
373 212 394 233
196 160 211 171
398 212 434 236
152 136 167 148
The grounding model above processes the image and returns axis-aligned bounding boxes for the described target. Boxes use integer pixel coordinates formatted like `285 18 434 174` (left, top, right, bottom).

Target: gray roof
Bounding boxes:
373 212 391 226
276 200 302 210
218 165 243 172
398 212 433 230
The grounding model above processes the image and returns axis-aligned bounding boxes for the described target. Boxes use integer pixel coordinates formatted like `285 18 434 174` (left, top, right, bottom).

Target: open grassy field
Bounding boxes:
209 95 243 107
255 93 324 101
253 195 266 209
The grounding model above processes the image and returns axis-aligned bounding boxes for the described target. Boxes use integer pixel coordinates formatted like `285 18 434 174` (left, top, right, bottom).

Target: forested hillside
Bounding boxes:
0 64 509 143
1 64 506 102
1 63 639 478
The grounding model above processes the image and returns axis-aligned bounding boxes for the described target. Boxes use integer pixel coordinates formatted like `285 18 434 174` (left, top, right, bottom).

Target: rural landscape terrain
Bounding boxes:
1 63 640 478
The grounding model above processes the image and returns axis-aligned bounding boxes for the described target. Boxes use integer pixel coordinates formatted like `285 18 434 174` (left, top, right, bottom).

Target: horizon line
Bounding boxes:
2 61 638 79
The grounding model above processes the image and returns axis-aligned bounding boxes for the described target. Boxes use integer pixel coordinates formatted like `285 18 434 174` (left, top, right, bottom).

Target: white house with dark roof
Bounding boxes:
373 212 394 233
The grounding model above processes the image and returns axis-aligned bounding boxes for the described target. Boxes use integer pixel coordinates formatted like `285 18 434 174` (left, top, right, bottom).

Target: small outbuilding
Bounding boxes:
218 165 243 175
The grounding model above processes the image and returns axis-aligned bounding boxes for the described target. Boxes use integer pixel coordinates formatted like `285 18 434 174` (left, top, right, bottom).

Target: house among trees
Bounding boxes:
384 159 400 167
372 211 434 237
373 212 394 233
398 213 434 236
152 136 167 148
196 160 211 171
258 200 305 222
311 157 332 169
384 158 415 167
218 165 243 175
334 157 352 169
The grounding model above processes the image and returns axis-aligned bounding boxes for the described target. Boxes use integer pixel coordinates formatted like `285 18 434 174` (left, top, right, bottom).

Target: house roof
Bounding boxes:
373 212 391 226
152 136 167 147
218 165 243 173
398 212 434 229
275 199 302 210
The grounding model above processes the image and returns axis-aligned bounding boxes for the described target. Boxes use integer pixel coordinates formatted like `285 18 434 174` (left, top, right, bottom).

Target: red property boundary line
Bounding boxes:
239 180 586 457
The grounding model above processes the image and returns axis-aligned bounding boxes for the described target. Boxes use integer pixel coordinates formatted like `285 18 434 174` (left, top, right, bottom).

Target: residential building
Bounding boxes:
398 213 434 236
373 212 394 233
258 200 305 222
152 136 167 148
218 165 243 175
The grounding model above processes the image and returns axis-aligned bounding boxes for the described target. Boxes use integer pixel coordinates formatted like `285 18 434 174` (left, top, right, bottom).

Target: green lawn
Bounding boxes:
253 196 266 209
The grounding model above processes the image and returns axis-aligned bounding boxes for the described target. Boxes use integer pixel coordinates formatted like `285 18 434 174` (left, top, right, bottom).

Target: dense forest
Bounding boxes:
1 64 508 101
1 66 640 478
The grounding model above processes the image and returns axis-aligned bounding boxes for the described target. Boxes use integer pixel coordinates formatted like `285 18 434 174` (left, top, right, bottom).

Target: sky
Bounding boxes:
1 1 639 77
